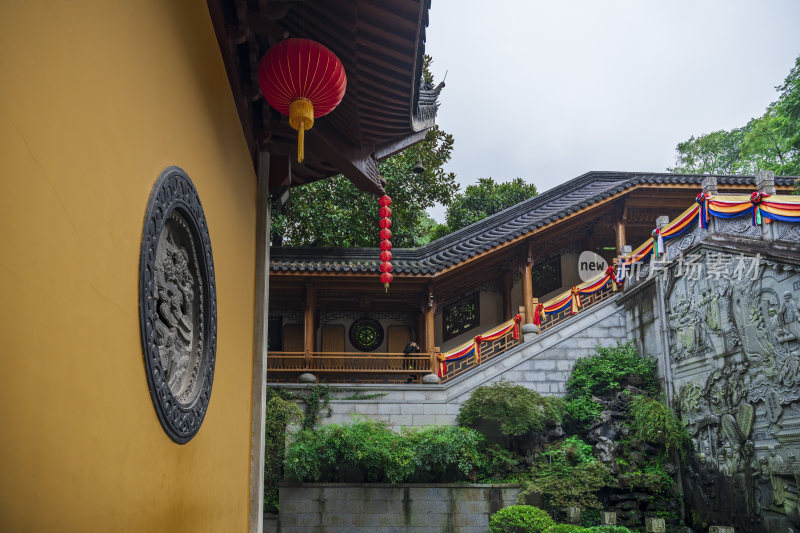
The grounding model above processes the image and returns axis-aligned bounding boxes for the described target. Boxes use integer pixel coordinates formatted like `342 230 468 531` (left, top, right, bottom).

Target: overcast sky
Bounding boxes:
424 0 800 221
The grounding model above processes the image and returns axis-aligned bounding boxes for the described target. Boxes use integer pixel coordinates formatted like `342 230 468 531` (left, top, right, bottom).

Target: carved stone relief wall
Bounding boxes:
139 167 217 444
665 246 800 531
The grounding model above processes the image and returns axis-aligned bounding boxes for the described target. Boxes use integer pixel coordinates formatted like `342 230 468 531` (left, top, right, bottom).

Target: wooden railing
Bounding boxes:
535 281 616 333
439 325 520 384
266 352 433 384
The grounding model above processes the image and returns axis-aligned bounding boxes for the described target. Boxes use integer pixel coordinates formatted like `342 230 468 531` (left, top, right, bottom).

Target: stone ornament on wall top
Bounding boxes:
139 167 217 444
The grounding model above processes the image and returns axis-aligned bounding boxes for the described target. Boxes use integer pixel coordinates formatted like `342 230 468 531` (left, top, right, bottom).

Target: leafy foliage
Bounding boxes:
457 381 565 446
433 177 539 239
543 525 587 533
263 391 303 513
628 395 690 457
271 385 386 430
669 126 751 175
579 509 601 527
478 443 522 482
402 425 488 482
670 54 800 176
583 527 635 533
564 342 657 427
518 437 615 509
271 125 456 247
284 419 487 483
488 505 556 533
616 462 674 494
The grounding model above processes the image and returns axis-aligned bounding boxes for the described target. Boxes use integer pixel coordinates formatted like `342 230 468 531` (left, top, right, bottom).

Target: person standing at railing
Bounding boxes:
404 339 420 383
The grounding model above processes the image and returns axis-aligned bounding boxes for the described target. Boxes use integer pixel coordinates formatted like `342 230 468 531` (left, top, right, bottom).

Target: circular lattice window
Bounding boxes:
349 318 384 352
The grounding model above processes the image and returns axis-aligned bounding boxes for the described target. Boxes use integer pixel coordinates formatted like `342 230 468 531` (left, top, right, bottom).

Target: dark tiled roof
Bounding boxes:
270 171 798 275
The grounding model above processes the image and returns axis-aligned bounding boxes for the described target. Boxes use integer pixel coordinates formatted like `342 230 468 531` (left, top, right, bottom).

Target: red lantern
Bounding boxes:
379 206 392 218
258 39 347 163
379 228 392 240
379 240 392 251
380 262 393 273
380 272 393 287
379 195 392 207
379 250 392 262
379 218 392 229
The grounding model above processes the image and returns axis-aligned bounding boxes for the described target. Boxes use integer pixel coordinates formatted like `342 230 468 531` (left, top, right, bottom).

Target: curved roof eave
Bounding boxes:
270 171 798 276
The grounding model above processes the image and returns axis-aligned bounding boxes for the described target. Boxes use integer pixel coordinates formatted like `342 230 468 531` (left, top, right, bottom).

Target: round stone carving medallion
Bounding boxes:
139 167 217 443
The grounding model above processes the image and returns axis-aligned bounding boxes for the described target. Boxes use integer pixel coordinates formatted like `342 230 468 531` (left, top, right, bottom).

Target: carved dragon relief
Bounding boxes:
665 248 800 531
154 213 204 402
139 167 217 444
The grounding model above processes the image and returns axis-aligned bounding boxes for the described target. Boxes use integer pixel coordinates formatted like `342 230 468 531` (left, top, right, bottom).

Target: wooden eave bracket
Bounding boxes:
306 129 385 195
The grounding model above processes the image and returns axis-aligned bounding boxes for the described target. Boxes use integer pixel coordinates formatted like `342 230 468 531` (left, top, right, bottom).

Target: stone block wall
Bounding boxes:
272 296 630 429
273 483 520 533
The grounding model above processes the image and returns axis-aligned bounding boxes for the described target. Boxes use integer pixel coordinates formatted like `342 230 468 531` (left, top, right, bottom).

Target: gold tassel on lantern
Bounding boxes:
289 98 314 163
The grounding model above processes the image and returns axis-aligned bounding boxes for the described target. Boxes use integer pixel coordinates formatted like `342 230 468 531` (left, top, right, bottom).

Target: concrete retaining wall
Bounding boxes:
272 296 630 429
273 483 520 533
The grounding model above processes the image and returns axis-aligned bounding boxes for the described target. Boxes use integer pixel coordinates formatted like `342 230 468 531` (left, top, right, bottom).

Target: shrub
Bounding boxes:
518 437 614 509
565 343 657 427
489 505 556 533
479 443 521 481
285 419 413 483
284 419 487 483
617 462 673 493
543 525 588 533
458 380 565 446
584 527 634 533
580 508 601 527
263 392 303 513
403 425 487 482
628 395 690 456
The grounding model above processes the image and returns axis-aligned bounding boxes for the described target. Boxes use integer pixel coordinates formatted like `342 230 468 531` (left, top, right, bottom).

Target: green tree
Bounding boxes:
668 126 753 175
670 54 800 180
433 177 538 238
271 56 458 248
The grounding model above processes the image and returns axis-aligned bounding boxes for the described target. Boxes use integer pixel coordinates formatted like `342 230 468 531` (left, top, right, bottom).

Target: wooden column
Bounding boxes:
502 271 513 320
522 243 534 325
249 151 271 533
615 201 627 256
304 283 316 364
423 286 436 354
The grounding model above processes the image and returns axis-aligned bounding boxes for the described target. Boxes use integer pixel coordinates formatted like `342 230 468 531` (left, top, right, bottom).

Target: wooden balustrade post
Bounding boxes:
518 305 526 326
430 346 440 375
304 283 315 368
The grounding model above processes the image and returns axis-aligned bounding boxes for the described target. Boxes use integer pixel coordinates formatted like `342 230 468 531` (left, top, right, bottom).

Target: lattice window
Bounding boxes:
443 293 480 341
533 256 562 298
349 318 384 352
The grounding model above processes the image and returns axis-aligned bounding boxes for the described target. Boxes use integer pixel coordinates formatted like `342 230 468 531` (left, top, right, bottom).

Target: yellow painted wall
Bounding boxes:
0 2 256 531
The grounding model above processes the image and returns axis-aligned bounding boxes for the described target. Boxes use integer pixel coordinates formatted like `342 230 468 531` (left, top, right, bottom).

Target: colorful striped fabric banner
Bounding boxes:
533 272 617 325
437 315 521 377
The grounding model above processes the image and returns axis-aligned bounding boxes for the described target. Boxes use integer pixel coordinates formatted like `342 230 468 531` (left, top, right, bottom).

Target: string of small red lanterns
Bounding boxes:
379 195 393 291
